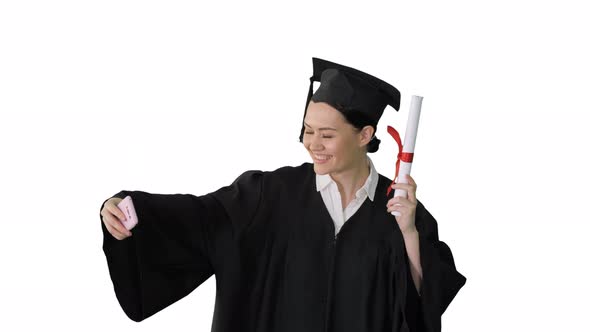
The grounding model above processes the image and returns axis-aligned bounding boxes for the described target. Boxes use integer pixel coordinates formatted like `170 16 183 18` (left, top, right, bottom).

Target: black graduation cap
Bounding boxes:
298 57 401 142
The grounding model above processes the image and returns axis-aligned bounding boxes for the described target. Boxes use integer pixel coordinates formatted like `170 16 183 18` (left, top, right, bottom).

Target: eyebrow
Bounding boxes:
303 122 337 131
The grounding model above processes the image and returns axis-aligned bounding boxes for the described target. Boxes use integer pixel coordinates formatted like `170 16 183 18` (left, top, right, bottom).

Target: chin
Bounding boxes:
313 162 332 175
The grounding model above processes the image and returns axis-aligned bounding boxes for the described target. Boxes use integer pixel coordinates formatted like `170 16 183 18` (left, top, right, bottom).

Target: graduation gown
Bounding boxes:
100 162 466 332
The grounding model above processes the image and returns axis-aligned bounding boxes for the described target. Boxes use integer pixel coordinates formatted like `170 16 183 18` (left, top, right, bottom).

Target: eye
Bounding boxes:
322 135 333 139
304 131 313 135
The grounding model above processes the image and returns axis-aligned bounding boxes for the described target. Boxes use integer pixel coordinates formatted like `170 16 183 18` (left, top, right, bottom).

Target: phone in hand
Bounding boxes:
117 196 138 230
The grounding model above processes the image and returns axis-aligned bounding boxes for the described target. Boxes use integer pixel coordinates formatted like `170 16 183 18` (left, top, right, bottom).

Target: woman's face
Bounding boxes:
303 101 370 176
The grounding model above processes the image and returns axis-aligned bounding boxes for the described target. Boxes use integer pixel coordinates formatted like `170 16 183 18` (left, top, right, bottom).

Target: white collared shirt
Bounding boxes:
316 156 379 237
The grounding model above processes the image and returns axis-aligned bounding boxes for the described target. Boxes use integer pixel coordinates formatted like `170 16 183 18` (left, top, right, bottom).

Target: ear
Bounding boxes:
358 125 374 146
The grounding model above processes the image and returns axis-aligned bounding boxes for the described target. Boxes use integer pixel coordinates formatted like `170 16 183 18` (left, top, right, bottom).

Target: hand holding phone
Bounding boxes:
117 196 138 230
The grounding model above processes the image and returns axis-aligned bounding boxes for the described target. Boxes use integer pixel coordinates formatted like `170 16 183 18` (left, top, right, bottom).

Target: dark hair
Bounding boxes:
339 109 380 153
298 104 381 153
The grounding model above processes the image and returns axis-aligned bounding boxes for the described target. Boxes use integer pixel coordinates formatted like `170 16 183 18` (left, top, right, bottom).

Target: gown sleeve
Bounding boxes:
99 170 264 322
404 199 467 332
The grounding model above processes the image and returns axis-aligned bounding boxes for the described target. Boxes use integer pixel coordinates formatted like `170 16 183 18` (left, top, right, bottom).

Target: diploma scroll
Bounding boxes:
391 95 423 217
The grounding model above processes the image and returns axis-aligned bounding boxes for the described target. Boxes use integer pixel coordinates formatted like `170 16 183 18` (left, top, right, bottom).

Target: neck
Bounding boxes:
330 155 370 201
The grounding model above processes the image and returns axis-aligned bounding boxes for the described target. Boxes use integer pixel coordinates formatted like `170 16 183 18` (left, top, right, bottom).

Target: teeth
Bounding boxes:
314 154 332 160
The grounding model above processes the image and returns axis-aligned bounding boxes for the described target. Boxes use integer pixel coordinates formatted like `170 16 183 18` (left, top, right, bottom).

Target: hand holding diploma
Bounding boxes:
385 95 423 231
386 174 418 234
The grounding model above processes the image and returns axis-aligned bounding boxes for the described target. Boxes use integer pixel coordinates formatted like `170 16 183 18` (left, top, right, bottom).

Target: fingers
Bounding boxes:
390 174 417 202
101 200 132 239
390 174 416 189
386 196 412 208
105 199 127 223
386 197 410 213
103 212 132 238
386 195 418 215
103 218 130 240
387 204 410 214
405 174 417 202
405 174 416 184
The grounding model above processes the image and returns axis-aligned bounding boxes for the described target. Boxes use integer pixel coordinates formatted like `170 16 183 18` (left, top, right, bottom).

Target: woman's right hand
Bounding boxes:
101 197 132 240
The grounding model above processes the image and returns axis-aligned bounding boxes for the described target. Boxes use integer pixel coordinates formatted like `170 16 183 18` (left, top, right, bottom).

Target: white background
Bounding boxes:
1 0 589 331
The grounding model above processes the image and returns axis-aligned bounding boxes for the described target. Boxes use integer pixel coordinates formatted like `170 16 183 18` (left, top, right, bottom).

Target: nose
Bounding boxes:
308 134 324 151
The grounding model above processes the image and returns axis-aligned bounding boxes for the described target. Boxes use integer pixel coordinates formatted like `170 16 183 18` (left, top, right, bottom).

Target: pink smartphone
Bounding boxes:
117 195 138 230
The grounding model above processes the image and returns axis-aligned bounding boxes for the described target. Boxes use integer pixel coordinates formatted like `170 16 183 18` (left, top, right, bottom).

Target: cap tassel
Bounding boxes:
305 75 314 114
299 76 315 141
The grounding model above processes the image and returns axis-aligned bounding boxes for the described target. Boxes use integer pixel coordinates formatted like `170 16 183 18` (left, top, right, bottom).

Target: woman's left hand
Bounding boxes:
386 174 418 235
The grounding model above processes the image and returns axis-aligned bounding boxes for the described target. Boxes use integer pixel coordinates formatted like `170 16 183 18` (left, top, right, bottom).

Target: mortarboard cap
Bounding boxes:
299 57 401 142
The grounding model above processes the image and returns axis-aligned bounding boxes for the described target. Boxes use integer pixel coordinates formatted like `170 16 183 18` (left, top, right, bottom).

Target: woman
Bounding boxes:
100 57 466 332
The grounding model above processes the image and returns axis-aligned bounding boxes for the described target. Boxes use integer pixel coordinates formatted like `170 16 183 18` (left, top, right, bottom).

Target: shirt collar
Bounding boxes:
315 156 379 201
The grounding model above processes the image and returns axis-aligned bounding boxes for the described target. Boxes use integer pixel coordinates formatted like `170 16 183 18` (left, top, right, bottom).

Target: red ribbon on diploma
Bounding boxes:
386 125 414 197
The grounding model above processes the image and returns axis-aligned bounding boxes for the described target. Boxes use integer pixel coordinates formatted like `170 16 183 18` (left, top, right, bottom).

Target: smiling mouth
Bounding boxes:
313 154 332 161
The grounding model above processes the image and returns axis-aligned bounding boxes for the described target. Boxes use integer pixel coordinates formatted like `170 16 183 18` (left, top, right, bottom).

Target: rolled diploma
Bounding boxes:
391 95 423 217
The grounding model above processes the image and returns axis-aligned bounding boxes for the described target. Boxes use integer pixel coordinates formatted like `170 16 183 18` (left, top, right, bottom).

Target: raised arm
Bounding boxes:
99 170 265 322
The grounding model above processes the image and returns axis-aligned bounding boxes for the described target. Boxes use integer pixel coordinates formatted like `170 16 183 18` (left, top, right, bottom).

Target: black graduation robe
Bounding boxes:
100 162 466 332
